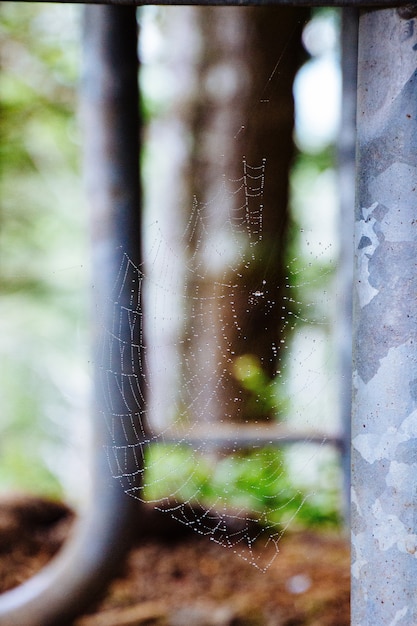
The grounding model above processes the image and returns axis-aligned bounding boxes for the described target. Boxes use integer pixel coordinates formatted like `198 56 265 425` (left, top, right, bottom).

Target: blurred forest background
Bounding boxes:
0 2 90 500
0 3 343 528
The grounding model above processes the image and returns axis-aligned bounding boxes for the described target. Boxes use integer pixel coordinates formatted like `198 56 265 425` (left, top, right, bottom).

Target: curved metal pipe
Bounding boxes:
0 6 141 625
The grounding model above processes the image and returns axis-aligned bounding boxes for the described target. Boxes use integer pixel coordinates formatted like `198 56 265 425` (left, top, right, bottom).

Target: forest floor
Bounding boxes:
0 494 349 626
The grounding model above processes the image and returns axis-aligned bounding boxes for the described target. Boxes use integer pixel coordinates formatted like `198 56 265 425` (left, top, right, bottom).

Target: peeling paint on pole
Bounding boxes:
352 8 417 624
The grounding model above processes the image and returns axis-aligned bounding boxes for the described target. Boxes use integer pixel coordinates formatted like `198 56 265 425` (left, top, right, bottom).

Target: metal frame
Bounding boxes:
0 6 141 625
1 1 417 625
10 0 417 7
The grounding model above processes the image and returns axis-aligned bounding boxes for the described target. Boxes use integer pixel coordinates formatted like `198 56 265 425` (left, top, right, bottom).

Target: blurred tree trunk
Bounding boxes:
145 7 308 429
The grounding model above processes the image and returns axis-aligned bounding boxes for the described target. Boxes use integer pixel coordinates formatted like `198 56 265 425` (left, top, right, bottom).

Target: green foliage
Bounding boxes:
0 5 343 531
288 149 338 327
144 444 341 530
0 439 62 499
0 3 89 501
232 354 288 418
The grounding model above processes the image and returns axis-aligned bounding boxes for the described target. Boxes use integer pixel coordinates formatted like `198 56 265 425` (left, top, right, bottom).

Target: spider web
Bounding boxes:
99 172 337 570
98 8 340 571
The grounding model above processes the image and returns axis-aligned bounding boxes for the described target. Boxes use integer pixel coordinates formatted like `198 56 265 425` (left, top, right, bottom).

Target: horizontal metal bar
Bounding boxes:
149 424 345 449
3 0 417 8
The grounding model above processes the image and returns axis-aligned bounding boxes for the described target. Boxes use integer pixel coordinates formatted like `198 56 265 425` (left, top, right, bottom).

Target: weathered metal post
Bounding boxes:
352 8 417 624
83 4 145 488
0 6 140 625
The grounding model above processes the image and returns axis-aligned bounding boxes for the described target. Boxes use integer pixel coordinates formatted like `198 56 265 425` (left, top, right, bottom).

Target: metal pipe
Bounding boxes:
0 6 141 625
4 0 417 7
145 425 343 448
338 7 358 518
352 8 417 624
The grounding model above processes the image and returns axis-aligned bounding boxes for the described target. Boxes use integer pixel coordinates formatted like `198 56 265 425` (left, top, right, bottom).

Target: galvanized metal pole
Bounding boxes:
0 6 140 625
352 8 417 624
